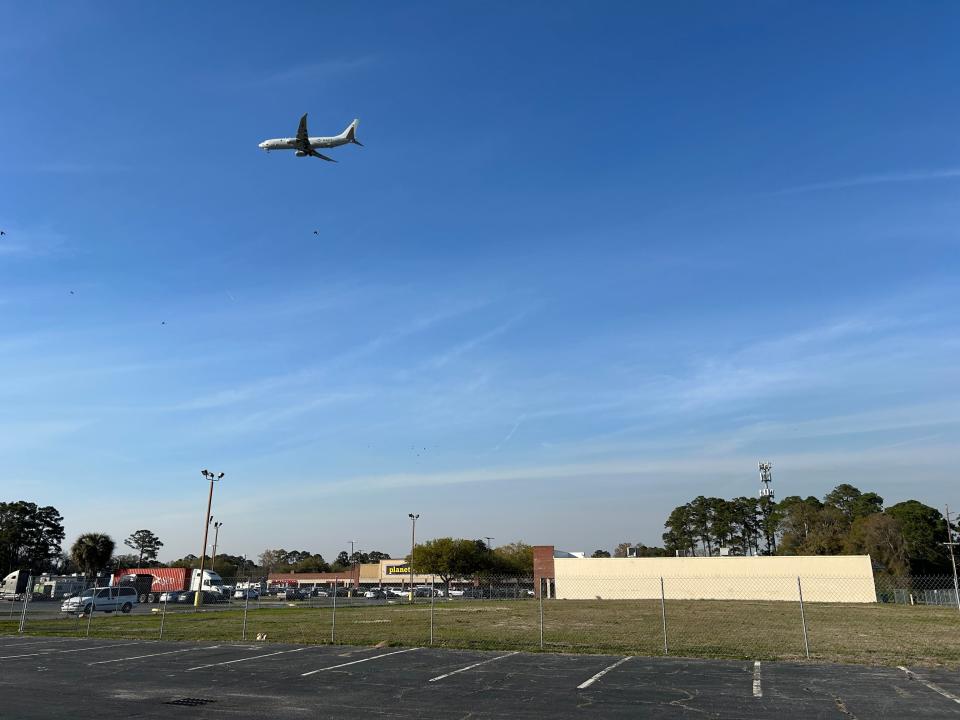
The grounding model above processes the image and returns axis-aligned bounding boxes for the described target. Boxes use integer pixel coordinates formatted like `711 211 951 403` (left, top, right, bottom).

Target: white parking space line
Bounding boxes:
429 651 520 683
89 646 220 665
752 661 762 698
301 647 421 677
898 666 960 705
187 646 308 671
576 656 633 690
0 641 144 660
0 637 76 647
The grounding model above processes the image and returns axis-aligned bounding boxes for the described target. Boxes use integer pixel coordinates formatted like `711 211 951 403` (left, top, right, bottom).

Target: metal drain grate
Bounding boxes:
164 698 217 707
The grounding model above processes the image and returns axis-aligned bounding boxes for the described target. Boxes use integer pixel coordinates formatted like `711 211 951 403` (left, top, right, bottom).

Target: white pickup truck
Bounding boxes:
61 586 139 615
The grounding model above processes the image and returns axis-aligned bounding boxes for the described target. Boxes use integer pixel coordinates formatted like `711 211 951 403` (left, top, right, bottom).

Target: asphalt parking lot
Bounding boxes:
0 634 958 718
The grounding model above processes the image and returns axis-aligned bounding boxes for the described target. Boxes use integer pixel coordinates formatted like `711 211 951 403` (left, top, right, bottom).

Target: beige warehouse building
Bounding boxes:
535 547 877 603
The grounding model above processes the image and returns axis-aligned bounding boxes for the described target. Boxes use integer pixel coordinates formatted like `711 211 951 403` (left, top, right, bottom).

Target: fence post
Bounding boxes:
85 584 96 638
539 577 544 650
331 583 337 644
159 595 167 640
17 575 31 634
242 579 250 641
797 576 810 659
659 576 668 655
430 578 435 646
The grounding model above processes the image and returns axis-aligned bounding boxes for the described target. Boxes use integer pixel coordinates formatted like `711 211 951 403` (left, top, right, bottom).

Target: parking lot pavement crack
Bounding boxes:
665 688 717 717
833 695 858 719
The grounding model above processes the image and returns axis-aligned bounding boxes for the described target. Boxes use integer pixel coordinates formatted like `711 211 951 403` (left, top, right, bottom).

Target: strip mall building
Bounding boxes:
269 559 440 589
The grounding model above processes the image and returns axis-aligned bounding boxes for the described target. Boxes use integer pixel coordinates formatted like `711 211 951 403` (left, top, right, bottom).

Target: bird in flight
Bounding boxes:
313 230 319 235
0 230 5 236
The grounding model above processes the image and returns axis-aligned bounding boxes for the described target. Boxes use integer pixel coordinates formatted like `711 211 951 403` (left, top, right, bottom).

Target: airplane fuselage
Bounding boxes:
259 115 361 160
258 135 349 151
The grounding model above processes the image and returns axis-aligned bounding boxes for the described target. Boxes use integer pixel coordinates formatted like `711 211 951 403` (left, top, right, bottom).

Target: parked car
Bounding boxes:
61 586 138 615
364 589 387 599
458 588 487 599
414 586 438 598
234 588 259 600
282 588 307 601
158 591 181 603
177 590 227 604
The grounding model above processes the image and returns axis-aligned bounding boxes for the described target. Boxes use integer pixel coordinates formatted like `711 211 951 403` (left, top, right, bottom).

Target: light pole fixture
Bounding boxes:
484 536 494 550
408 513 419 600
195 469 224 607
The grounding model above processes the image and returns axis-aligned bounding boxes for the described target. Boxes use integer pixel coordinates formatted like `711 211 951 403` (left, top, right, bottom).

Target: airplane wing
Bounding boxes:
308 149 337 162
296 114 309 147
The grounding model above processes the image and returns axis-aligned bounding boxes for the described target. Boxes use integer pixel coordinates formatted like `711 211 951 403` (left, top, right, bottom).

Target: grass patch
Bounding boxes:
2 599 958 667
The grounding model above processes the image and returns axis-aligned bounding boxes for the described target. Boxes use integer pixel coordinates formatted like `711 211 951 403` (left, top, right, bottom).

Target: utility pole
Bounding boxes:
944 505 959 613
211 521 223 570
484 537 495 600
408 514 419 600
347 540 357 596
195 470 224 607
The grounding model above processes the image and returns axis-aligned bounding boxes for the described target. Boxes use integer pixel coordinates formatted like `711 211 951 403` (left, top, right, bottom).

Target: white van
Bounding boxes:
61 586 138 615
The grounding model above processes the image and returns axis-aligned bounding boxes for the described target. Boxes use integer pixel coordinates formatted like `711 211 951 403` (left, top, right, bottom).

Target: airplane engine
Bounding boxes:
295 150 307 157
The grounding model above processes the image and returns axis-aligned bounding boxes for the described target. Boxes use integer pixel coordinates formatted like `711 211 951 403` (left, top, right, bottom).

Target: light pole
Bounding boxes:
195 469 224 607
408 513 419 600
347 540 357 596
484 538 494 599
211 521 223 570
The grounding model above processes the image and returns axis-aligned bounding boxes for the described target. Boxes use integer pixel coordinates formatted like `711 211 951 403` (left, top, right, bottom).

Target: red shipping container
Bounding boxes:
112 567 189 594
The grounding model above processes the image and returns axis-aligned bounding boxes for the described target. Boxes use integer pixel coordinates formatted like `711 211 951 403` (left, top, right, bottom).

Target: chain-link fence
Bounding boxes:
874 575 960 606
4 573 960 665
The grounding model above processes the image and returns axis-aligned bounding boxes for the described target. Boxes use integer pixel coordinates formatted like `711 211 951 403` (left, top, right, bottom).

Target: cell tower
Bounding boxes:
758 461 774 500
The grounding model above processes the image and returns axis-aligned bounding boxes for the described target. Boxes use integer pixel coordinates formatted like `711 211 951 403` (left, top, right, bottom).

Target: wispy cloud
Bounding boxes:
488 413 526 454
235 443 960 504
428 312 528 369
774 168 960 195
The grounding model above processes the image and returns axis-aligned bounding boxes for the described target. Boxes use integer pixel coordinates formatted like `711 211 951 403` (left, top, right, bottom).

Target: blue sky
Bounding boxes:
1 2 958 562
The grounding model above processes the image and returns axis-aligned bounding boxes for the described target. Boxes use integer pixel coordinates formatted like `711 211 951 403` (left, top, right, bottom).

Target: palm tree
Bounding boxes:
70 533 115 583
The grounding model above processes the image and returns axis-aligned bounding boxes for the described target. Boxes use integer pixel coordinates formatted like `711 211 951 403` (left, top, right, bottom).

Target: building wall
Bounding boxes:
269 567 360 587
547 553 877 603
532 546 555 597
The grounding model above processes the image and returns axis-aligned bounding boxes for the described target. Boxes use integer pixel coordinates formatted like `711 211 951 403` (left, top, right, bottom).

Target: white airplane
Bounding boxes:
258 114 362 161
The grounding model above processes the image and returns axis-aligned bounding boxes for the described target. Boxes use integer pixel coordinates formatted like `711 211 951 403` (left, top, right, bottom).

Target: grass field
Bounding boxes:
3 599 959 667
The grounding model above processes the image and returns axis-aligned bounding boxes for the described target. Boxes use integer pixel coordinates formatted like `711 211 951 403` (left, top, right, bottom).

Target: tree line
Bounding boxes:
655 484 953 576
0 499 395 580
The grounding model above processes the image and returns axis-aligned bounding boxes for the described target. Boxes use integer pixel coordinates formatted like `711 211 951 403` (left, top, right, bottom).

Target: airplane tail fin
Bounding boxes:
343 119 362 146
